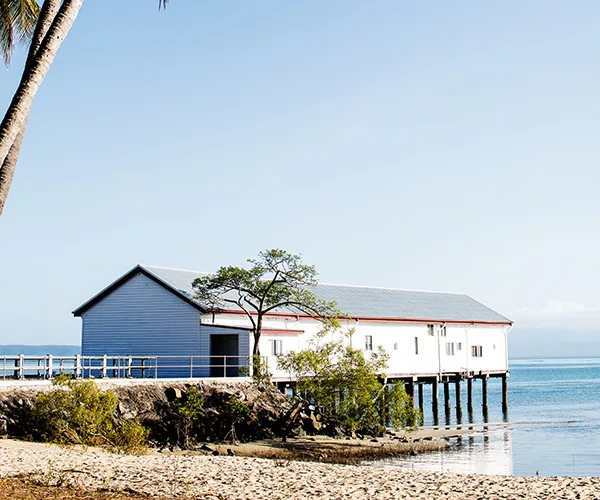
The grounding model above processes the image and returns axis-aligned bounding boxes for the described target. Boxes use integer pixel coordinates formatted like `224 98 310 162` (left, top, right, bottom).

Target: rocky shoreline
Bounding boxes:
1 438 599 499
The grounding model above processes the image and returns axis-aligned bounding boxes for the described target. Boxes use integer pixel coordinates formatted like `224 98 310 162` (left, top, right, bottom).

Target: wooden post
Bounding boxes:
101 355 108 378
75 354 82 379
482 375 489 422
46 354 53 380
455 378 462 421
443 380 451 411
432 378 439 425
467 378 473 411
502 374 509 415
18 354 24 380
418 383 424 413
406 380 415 403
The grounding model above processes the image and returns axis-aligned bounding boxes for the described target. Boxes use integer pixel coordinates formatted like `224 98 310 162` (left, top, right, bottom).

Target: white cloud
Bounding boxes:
513 300 600 330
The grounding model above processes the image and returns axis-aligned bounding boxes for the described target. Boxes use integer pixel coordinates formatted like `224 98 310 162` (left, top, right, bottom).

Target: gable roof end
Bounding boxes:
72 265 206 317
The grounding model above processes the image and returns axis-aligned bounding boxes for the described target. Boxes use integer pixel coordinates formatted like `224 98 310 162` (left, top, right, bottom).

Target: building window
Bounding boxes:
414 337 419 355
445 342 455 356
271 339 283 356
394 342 398 351
440 325 447 337
427 324 435 336
365 335 373 351
472 345 483 357
457 342 462 351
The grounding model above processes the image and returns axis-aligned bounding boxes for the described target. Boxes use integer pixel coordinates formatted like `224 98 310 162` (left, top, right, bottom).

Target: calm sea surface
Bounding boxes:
371 358 600 477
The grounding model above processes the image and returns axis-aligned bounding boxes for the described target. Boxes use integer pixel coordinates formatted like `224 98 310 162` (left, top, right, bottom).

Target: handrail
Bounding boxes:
0 354 251 380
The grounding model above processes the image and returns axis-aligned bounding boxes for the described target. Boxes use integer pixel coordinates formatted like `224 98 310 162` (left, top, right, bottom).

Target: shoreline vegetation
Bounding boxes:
1 380 599 498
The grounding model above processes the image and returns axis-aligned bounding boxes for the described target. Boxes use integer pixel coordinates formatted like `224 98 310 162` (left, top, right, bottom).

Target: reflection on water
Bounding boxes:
367 429 513 475
369 358 600 477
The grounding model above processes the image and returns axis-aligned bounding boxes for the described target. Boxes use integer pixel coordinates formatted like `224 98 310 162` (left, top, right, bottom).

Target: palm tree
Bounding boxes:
0 1 171 217
0 0 40 65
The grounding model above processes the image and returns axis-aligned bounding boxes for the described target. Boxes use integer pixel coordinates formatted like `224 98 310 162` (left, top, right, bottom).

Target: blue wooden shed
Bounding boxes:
73 265 251 377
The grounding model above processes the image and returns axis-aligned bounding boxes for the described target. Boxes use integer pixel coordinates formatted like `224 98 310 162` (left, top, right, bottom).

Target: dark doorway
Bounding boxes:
210 334 239 377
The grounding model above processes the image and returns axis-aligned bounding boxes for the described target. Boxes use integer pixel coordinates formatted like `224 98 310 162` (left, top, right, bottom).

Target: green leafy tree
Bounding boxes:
278 329 422 434
192 249 340 373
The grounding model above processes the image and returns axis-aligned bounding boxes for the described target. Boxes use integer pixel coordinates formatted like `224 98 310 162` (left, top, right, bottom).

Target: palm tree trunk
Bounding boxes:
0 0 60 216
0 0 83 216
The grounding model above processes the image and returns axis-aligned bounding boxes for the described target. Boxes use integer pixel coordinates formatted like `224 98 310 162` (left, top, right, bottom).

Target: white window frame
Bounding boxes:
440 324 447 337
365 335 373 351
271 339 283 357
445 342 455 356
427 324 435 336
471 345 483 357
414 336 419 355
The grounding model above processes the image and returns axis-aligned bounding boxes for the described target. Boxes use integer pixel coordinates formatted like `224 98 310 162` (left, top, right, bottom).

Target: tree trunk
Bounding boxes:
0 0 83 217
252 315 263 357
0 0 60 216
252 315 263 375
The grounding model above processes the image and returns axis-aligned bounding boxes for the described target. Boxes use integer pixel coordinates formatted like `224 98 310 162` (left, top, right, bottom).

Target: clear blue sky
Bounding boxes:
1 1 599 353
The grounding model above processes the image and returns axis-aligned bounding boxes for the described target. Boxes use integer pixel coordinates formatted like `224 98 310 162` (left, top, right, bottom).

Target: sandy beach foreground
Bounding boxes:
0 439 598 499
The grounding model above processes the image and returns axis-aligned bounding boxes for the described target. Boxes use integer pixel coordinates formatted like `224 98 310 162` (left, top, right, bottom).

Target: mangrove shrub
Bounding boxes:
278 329 422 435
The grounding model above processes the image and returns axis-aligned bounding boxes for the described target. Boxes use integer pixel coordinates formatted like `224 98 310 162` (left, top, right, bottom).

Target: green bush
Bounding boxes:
107 418 149 455
220 394 252 444
29 377 148 454
172 385 205 448
278 328 423 435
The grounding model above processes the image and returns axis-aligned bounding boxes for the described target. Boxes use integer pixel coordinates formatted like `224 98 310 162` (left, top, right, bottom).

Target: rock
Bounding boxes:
332 426 345 438
164 387 183 402
227 448 235 456
201 444 216 453
0 418 7 435
307 413 322 433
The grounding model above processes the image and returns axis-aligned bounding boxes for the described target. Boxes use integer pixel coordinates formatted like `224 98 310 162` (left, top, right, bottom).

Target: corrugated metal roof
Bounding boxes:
142 265 511 324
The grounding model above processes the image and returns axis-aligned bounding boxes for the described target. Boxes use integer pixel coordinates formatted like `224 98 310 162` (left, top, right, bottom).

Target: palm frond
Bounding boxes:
0 0 14 66
0 0 40 66
13 0 40 44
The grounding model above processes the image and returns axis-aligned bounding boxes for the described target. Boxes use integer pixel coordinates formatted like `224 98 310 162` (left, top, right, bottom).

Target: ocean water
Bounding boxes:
373 358 600 477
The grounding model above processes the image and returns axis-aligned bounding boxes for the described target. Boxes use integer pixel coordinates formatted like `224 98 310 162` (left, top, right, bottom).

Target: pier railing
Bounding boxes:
0 354 252 380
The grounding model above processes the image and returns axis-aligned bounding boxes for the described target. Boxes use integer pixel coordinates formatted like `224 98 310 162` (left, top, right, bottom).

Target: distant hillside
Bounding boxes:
0 345 80 356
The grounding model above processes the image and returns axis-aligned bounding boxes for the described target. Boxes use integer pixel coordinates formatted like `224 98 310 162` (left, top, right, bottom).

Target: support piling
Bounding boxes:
432 378 439 425
482 375 489 422
502 373 509 416
455 378 462 421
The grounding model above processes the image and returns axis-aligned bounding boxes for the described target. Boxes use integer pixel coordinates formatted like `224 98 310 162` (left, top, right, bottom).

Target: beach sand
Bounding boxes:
0 438 599 499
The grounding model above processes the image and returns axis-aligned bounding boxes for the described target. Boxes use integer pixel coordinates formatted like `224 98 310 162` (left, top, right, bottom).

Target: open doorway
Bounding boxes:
210 334 239 377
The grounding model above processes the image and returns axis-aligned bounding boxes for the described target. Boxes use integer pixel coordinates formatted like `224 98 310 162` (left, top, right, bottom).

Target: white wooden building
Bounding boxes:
74 265 513 415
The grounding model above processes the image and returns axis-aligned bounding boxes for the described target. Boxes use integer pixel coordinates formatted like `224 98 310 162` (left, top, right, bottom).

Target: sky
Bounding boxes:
1 1 599 355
